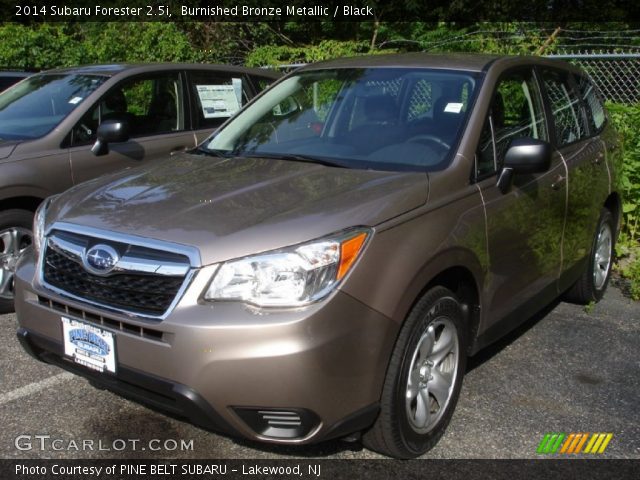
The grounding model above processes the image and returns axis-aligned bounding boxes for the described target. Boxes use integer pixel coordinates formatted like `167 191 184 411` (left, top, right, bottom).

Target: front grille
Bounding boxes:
42 230 190 317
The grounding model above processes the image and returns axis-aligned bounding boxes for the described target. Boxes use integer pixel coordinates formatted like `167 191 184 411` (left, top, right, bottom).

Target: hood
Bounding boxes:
49 153 428 265
0 142 18 160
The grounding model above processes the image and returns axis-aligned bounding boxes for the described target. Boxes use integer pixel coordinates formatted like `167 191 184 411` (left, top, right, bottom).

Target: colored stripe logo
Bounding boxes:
537 433 613 454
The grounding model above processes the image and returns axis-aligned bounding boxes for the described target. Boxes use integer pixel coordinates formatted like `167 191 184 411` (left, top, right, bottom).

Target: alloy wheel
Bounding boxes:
405 316 460 433
0 227 32 300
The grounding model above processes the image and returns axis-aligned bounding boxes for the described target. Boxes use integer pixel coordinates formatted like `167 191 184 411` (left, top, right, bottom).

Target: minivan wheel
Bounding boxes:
363 286 467 458
0 210 34 313
564 208 615 305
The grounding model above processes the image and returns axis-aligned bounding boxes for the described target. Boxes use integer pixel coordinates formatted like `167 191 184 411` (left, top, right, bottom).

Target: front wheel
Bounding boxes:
363 286 467 458
564 208 615 304
0 209 34 313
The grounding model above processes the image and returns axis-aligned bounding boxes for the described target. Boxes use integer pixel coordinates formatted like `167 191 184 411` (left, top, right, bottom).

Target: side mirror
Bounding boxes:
272 97 299 117
91 119 130 156
497 137 552 193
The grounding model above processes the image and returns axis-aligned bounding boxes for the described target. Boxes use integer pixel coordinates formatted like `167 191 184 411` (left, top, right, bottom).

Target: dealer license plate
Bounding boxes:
61 317 116 374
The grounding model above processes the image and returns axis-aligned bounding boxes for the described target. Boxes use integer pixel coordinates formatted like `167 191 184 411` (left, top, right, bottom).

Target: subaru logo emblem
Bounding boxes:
82 244 119 276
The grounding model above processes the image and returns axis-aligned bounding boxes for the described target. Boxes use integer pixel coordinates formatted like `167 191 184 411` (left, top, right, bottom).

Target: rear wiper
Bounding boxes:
243 152 347 169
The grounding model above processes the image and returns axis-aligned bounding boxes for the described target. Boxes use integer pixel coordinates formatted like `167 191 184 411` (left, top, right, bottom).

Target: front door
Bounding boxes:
475 67 567 328
68 71 196 184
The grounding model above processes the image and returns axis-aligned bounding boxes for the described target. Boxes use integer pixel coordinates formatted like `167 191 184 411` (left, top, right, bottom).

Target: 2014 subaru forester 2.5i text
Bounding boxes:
14 54 620 458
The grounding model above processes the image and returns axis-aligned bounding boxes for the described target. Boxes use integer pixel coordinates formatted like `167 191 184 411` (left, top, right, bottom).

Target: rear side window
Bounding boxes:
541 69 588 146
250 75 277 93
187 72 249 130
575 74 606 134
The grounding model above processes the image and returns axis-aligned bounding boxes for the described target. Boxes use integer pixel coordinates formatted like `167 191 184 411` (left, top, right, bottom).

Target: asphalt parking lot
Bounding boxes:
1 282 638 460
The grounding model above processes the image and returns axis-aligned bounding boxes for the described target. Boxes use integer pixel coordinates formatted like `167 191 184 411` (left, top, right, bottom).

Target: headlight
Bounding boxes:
33 196 56 254
204 229 370 307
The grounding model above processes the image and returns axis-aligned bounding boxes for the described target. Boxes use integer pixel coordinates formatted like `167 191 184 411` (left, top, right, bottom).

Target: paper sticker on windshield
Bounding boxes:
444 102 463 113
68 96 83 105
196 84 241 118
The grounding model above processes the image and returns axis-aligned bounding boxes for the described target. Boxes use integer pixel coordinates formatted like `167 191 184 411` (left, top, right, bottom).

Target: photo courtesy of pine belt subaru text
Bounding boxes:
14 53 621 459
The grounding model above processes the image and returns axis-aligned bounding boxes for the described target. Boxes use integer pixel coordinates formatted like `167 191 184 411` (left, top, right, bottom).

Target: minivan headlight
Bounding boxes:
204 229 370 307
33 195 57 254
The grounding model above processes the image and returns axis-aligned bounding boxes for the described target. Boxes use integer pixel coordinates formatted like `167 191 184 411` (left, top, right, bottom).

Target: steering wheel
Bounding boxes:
406 134 451 151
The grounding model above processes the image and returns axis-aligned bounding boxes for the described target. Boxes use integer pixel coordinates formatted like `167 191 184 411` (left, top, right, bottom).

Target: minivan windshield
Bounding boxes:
0 73 107 142
205 68 478 171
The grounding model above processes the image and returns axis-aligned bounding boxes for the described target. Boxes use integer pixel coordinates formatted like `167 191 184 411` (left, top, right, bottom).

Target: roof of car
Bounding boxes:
0 71 32 77
40 63 281 78
298 52 577 73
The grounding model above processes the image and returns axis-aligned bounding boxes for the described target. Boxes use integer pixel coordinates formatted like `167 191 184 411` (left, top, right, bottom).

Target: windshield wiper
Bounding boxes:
242 152 347 169
191 146 232 158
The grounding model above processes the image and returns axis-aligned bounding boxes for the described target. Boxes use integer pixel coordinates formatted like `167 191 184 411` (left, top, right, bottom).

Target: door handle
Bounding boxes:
551 175 566 190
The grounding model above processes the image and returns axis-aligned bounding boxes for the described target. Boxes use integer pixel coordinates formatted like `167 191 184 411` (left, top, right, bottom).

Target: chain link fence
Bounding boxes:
546 53 640 104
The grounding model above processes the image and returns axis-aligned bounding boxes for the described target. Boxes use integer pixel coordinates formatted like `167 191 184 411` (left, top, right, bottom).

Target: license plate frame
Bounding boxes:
61 316 117 374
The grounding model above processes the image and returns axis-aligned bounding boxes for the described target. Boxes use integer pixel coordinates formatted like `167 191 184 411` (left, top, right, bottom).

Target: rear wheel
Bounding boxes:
565 208 615 304
363 286 467 458
0 209 34 313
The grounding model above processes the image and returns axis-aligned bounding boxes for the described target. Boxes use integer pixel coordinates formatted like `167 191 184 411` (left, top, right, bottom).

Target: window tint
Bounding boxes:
476 68 547 177
71 72 184 146
542 69 588 146
575 74 606 133
188 72 249 130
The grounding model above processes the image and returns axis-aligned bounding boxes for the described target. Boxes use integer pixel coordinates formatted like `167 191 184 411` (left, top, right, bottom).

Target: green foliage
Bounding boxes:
245 39 375 67
608 102 640 299
621 257 640 300
0 23 201 69
608 103 640 246
584 301 596 314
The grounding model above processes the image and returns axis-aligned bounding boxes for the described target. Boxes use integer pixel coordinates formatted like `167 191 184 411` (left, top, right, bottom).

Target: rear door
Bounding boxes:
475 67 567 327
539 68 609 290
68 70 194 184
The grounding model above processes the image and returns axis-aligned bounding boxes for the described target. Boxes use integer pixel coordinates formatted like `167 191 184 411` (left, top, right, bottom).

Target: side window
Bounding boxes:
575 74 606 133
71 72 184 146
541 69 588 146
188 72 249 130
476 116 496 177
476 68 547 177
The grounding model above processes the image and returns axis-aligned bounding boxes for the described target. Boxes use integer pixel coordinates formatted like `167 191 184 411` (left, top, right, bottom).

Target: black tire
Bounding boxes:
0 209 34 313
362 286 467 458
564 208 615 305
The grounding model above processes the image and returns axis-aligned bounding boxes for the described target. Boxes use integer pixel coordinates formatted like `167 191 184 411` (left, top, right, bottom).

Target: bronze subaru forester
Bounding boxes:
14 54 620 458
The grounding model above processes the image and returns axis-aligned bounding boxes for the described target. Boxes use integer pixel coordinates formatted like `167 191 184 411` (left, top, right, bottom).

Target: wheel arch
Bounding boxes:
0 196 44 214
604 191 621 237
391 248 484 356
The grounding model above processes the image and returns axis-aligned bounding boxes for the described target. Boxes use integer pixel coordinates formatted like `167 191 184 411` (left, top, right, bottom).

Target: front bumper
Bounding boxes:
14 248 395 444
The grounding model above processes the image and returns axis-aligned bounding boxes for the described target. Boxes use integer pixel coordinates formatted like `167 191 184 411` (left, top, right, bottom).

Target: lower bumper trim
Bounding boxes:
16 328 236 436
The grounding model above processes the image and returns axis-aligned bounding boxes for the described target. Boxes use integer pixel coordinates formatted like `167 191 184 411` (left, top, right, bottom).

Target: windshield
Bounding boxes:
0 73 107 142
205 68 478 171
